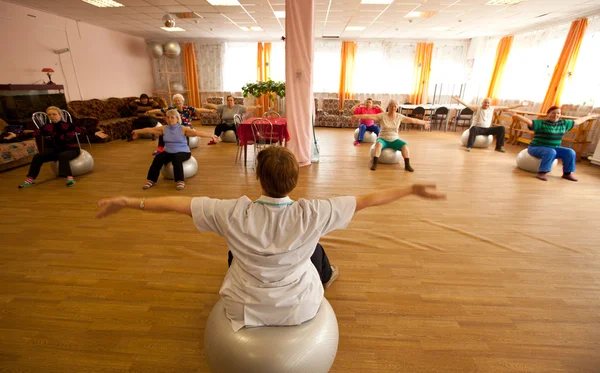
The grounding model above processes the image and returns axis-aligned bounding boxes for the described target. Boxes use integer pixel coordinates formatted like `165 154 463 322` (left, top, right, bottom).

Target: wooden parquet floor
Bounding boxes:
1 126 599 372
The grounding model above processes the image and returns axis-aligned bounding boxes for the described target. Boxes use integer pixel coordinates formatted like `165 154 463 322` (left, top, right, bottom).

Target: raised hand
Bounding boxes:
131 131 139 140
96 197 128 219
423 120 431 130
411 184 446 200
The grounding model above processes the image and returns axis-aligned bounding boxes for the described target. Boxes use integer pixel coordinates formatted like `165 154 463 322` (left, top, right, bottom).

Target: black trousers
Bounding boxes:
27 148 80 178
147 151 191 183
228 243 332 284
214 123 236 137
132 116 158 130
467 126 505 148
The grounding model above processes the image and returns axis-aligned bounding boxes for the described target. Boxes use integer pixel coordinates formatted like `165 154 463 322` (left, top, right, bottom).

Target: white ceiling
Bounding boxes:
5 0 600 40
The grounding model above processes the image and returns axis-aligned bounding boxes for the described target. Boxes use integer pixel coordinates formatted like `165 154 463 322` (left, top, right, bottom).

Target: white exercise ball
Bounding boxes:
369 144 403 164
188 136 199 149
170 81 185 93
148 42 163 58
516 149 558 173
163 41 181 58
204 299 339 373
220 130 237 143
353 128 378 143
161 156 198 180
461 129 493 148
51 149 94 177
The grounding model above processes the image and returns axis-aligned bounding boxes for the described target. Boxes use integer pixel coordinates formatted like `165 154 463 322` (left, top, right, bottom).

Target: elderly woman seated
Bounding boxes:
204 95 261 145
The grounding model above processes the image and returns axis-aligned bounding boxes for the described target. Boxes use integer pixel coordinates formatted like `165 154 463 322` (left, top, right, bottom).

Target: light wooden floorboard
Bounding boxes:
1 127 599 372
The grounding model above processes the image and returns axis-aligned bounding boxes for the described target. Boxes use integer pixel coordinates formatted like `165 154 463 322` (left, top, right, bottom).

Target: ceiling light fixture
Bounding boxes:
345 26 366 31
360 0 393 4
240 26 249 31
274 11 285 18
160 26 186 32
404 11 436 19
81 0 123 7
250 26 263 31
206 0 241 5
485 0 524 4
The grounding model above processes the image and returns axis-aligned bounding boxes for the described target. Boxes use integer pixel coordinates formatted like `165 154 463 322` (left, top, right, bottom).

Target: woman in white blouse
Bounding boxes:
353 99 430 171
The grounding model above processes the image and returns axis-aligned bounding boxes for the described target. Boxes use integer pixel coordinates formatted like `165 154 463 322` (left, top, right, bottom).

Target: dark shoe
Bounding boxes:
466 147 472 152
562 173 578 182
324 265 339 290
370 158 378 171
152 150 162 156
495 147 506 153
536 173 548 181
405 165 414 172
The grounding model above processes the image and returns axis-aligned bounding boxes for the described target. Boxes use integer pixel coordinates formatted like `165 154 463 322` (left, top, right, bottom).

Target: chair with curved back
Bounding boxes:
454 107 474 131
61 109 91 148
263 110 281 119
431 106 449 131
32 112 50 151
407 106 426 131
233 114 243 164
250 118 276 165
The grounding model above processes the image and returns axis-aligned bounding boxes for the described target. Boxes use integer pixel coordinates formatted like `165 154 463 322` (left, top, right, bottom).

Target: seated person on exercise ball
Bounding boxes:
351 98 383 146
95 146 446 331
204 95 261 145
452 96 525 152
127 94 162 141
18 106 82 188
352 99 430 172
146 93 216 155
132 109 219 190
505 107 598 182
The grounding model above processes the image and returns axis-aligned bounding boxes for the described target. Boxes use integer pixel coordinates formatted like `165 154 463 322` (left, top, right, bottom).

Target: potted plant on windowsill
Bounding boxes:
241 79 285 112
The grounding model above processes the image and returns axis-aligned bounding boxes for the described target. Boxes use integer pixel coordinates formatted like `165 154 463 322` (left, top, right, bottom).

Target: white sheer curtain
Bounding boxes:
561 16 600 107
313 40 341 92
353 41 416 94
270 42 285 82
196 42 224 92
463 37 499 104
428 42 468 103
497 23 571 103
223 42 257 92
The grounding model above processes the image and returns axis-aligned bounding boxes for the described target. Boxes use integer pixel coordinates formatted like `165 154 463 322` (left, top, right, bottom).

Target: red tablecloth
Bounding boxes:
238 117 290 146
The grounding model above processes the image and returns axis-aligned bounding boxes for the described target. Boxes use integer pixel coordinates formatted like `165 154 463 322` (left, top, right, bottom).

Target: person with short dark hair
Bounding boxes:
127 94 162 141
96 146 446 331
506 107 598 182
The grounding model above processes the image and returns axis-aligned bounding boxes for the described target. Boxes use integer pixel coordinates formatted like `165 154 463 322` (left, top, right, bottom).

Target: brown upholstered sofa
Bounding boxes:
68 96 167 142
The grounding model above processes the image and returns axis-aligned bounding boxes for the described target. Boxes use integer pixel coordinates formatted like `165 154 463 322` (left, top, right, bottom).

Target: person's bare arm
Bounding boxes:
505 110 533 126
96 196 193 219
573 114 600 126
351 102 362 113
183 127 219 142
195 107 216 113
355 184 446 213
132 126 163 139
403 116 431 130
452 96 478 112
204 103 218 110
352 114 379 121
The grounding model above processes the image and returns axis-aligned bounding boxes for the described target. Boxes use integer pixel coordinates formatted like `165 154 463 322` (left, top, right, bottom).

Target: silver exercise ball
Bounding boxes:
353 128 378 143
204 299 339 373
163 41 181 58
220 130 237 143
461 129 493 148
516 149 558 173
148 42 163 59
369 144 403 164
51 149 94 177
161 156 198 180
170 81 185 93
188 136 199 149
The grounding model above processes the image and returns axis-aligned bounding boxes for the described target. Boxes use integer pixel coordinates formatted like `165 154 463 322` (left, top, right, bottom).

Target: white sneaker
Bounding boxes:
324 265 339 289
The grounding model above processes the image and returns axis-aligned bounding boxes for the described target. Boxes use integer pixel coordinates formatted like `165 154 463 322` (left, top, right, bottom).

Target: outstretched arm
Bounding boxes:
132 126 163 139
352 114 379 121
184 127 219 142
246 105 262 112
355 184 446 213
505 110 533 126
494 101 528 111
145 109 165 117
573 113 599 126
205 103 218 110
96 196 193 219
195 107 217 114
452 96 478 112
402 116 431 130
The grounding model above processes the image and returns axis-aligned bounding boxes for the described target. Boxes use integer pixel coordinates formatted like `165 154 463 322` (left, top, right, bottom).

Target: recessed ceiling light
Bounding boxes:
274 11 285 18
360 0 394 4
431 27 449 31
206 0 241 5
160 26 186 32
485 0 524 4
250 26 262 31
240 26 249 31
81 0 123 7
345 26 366 31
404 11 436 19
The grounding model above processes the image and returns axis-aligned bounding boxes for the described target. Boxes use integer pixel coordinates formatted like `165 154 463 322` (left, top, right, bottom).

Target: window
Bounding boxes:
314 40 341 92
429 42 468 102
561 16 600 107
463 37 499 103
223 42 257 92
498 23 570 102
269 42 285 82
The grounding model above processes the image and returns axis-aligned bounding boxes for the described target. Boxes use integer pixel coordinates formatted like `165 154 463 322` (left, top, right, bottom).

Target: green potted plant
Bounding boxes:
241 79 285 110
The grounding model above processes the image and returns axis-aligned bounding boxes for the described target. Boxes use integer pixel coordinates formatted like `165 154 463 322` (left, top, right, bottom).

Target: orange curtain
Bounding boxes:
338 41 357 110
182 43 200 108
541 18 588 113
256 42 272 116
409 43 433 105
487 36 513 105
